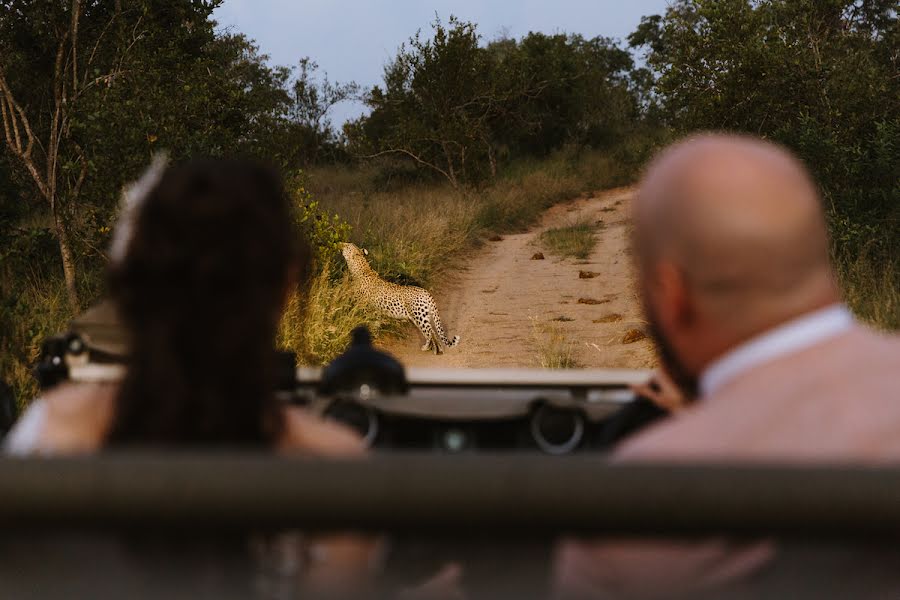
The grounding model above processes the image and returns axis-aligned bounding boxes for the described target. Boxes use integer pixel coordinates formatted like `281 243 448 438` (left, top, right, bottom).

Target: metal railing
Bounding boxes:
2 454 898 538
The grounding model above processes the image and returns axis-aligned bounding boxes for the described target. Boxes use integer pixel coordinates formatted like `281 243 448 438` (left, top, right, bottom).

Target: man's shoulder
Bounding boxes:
615 325 900 462
613 406 722 461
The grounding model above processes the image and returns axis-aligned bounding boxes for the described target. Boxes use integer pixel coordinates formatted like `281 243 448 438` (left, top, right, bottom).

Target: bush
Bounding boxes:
630 0 899 329
540 219 601 260
287 173 351 270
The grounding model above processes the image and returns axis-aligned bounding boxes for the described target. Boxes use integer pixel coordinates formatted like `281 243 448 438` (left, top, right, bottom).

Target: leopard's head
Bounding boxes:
339 242 371 274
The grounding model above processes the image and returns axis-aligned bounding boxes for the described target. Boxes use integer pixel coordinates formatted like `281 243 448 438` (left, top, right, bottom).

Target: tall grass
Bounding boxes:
8 141 895 404
306 149 632 289
540 219 600 260
1 275 72 406
836 251 900 331
1 148 639 400
278 271 401 366
531 319 579 369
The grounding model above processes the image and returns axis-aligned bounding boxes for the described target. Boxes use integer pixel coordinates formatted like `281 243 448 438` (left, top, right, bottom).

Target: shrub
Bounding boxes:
287 173 351 270
540 219 601 260
531 319 579 369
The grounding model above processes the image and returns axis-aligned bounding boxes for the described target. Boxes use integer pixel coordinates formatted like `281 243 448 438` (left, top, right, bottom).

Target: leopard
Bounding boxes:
339 242 460 355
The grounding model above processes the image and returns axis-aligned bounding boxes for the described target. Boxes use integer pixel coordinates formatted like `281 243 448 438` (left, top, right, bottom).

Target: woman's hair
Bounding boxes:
105 159 309 447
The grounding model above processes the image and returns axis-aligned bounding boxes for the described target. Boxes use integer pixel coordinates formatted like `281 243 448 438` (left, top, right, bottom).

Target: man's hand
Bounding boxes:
630 369 688 413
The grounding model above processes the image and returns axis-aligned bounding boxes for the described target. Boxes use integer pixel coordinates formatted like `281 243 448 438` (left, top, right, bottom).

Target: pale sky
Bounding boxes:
213 1 671 125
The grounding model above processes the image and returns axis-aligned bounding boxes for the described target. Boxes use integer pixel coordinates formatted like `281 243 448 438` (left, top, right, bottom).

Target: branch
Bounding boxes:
71 0 81 92
0 68 49 199
360 147 457 188
87 11 117 67
47 34 70 207
0 87 21 153
71 142 88 201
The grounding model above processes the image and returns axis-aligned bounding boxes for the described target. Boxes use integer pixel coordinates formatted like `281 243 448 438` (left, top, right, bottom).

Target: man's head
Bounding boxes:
632 134 840 394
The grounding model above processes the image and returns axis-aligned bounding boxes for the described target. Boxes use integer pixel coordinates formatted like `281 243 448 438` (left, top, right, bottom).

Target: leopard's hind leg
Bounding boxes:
427 315 444 355
408 302 442 354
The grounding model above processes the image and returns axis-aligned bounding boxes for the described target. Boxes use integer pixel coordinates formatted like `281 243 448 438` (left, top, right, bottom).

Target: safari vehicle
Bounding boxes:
20 302 671 598
10 304 900 599
35 302 663 455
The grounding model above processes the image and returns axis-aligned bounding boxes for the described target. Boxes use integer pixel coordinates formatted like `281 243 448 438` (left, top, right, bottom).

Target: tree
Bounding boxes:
630 0 899 256
0 0 226 310
490 32 637 155
349 17 646 185
286 58 359 164
356 16 490 187
0 1 308 309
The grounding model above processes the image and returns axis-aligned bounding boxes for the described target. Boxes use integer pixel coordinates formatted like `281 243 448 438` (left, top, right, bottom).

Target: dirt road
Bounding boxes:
381 187 657 369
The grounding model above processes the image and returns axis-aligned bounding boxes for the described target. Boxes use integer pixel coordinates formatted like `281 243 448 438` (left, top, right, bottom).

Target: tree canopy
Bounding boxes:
629 0 899 256
345 16 645 187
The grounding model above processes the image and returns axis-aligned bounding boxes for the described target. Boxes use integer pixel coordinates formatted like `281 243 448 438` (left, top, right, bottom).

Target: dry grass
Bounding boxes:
285 150 635 365
306 149 631 289
531 319 579 369
1 275 72 405
540 219 600 260
278 271 402 366
836 252 900 331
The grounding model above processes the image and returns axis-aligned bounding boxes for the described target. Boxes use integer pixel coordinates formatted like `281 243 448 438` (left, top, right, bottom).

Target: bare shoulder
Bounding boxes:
43 382 117 416
39 383 118 452
280 406 367 457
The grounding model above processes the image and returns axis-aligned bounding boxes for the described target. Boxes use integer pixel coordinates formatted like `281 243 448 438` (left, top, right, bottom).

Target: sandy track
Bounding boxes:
381 187 657 369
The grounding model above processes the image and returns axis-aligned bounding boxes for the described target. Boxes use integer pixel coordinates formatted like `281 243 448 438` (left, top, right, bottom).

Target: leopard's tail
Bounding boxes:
431 306 460 349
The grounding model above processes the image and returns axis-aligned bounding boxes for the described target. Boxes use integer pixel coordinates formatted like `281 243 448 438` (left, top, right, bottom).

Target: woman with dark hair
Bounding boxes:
106 157 299 447
5 158 375 595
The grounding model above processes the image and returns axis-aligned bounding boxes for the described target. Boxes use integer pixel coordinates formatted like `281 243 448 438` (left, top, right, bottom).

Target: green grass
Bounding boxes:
540 219 601 260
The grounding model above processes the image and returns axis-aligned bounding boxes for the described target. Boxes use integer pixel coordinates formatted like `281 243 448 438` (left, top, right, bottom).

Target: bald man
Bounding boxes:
553 134 900 598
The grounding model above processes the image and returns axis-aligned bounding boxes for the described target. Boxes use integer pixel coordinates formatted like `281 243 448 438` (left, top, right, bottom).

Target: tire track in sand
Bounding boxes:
380 187 657 369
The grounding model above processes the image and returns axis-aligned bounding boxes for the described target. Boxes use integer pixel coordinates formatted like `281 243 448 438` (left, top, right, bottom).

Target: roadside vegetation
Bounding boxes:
281 148 640 366
539 219 602 260
2 1 897 398
532 320 580 369
629 0 899 331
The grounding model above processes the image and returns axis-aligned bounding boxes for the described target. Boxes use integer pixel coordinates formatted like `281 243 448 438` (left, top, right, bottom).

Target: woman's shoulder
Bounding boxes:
24 383 117 454
279 406 367 457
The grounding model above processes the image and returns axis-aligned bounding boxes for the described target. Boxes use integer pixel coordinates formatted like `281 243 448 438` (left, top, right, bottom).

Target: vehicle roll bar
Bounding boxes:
1 454 898 538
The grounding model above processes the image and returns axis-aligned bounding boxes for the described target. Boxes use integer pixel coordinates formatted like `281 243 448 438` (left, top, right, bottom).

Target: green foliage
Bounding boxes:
347 16 648 187
0 2 359 398
287 173 351 270
631 0 899 327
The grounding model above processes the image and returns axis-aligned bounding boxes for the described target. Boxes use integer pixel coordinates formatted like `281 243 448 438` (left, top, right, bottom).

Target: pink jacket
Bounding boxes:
554 325 900 598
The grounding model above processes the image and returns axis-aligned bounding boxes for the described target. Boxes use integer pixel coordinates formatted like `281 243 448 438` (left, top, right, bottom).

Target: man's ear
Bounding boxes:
656 261 694 327
363 248 369 256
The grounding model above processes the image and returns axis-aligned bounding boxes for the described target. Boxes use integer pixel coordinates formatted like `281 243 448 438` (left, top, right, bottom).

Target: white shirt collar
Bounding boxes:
699 304 854 398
